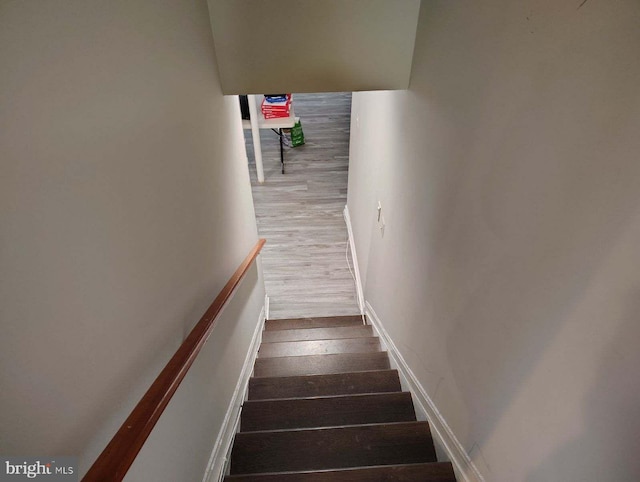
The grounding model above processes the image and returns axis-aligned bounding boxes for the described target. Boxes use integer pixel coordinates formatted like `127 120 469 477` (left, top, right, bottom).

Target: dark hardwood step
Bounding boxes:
241 392 416 432
262 325 373 343
230 422 437 475
248 370 402 400
258 337 381 358
225 462 456 481
253 352 390 378
265 315 363 331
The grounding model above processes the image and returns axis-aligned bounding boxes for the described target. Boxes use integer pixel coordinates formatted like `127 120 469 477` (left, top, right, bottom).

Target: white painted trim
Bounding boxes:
202 306 266 482
365 301 485 482
264 294 270 321
343 205 365 314
247 94 264 183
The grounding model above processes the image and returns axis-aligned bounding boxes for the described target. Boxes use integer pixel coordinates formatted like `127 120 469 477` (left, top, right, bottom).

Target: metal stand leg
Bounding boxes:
279 128 284 174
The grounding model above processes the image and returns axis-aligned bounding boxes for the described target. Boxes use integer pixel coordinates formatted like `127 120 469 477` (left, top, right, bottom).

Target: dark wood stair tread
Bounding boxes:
258 337 381 358
265 315 363 331
230 422 437 475
253 352 390 378
241 392 416 431
248 370 402 400
261 325 373 343
225 462 456 481
227 312 455 480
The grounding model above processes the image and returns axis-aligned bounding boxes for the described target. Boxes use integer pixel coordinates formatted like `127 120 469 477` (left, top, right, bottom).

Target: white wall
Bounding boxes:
0 1 264 480
207 0 420 94
347 0 640 480
126 262 264 482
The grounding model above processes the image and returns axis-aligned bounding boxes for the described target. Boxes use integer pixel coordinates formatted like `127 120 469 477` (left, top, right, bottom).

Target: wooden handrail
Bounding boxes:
83 238 266 481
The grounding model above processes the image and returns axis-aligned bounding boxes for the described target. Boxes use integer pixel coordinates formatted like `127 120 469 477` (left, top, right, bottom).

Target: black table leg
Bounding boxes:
279 128 284 174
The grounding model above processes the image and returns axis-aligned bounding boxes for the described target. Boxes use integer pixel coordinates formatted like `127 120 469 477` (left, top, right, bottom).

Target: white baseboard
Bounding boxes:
343 205 364 314
202 306 266 482
365 301 485 482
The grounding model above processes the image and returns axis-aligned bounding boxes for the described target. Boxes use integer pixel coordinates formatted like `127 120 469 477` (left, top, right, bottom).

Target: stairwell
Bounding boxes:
224 315 456 481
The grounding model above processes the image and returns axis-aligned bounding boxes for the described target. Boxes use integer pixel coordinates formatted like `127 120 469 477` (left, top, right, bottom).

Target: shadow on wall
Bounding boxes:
100 262 264 480
444 191 640 478
440 180 637 448
526 302 640 481
348 0 640 478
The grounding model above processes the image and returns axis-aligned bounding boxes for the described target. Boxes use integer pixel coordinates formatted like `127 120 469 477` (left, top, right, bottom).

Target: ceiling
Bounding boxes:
207 0 421 94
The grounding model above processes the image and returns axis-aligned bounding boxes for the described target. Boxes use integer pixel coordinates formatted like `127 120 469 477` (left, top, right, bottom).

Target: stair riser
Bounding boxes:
253 352 390 378
241 393 416 431
258 337 381 358
247 370 402 400
261 325 373 343
225 462 457 481
230 422 437 475
265 315 363 331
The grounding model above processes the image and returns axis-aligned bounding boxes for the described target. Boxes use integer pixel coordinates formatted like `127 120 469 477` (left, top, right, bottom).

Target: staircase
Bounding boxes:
224 315 456 481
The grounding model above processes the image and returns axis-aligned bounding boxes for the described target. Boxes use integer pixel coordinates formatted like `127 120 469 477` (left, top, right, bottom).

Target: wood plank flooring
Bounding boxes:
245 93 359 319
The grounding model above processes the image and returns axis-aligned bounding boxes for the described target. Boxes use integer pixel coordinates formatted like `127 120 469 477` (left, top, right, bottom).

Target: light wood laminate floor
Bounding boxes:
246 93 360 319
